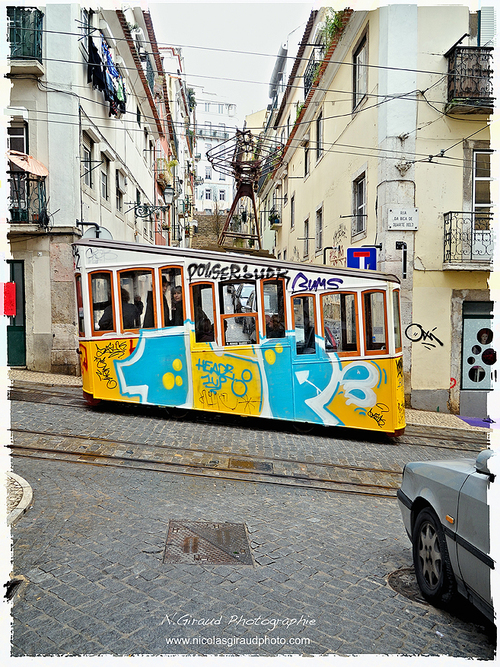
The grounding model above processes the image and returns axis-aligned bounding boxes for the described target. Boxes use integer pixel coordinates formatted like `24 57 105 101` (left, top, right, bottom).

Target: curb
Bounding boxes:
403 423 490 447
7 472 33 526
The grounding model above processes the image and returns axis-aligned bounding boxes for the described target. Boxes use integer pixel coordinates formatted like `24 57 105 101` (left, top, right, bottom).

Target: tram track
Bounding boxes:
9 428 402 498
9 383 485 498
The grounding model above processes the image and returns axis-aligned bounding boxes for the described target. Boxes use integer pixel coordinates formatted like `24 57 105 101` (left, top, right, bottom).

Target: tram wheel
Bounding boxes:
293 422 315 434
166 407 189 420
83 391 101 407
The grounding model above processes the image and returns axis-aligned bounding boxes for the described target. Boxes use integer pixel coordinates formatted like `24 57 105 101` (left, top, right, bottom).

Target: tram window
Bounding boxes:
293 295 316 355
75 274 85 336
322 292 358 354
146 267 184 327
393 290 402 351
219 281 257 345
192 283 215 343
363 291 387 353
119 269 154 330
263 279 286 339
91 271 114 332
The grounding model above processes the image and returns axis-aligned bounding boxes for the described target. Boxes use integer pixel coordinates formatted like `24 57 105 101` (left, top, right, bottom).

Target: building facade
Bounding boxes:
193 90 238 220
5 4 187 374
257 5 495 417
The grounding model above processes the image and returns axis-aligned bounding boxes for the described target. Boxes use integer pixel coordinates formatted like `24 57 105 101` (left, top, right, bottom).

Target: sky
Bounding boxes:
148 2 314 127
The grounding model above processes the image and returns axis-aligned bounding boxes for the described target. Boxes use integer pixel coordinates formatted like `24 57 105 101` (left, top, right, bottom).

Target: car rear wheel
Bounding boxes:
412 507 456 605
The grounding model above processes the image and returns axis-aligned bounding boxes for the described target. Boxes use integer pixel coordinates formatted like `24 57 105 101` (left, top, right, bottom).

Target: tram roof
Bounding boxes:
73 238 400 285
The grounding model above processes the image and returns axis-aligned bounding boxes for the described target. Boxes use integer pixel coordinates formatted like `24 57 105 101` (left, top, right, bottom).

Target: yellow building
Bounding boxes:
254 5 495 418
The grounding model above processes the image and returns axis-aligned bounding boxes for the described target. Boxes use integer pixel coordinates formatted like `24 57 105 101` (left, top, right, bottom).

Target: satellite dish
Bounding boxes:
82 226 113 240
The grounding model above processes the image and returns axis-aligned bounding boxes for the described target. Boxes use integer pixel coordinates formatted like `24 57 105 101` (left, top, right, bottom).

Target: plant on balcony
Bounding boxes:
269 209 280 226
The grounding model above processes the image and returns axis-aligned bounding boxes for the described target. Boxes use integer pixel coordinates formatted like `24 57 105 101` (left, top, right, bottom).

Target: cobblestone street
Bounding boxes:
6 389 496 659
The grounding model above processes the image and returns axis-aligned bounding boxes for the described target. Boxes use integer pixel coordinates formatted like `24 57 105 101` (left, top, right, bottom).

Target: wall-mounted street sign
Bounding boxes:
346 247 377 270
388 207 419 230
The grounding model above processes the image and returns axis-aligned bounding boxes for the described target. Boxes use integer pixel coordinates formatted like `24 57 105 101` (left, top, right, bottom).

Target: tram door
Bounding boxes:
461 302 496 391
7 260 26 366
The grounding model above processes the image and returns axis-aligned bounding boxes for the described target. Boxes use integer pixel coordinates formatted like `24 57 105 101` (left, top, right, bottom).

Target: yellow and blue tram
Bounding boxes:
73 239 405 436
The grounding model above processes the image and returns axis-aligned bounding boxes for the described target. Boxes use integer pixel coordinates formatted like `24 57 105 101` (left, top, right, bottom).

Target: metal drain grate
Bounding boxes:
163 520 253 565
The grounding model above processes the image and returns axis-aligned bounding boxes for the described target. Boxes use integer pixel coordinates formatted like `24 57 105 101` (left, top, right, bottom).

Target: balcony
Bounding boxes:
443 211 493 267
445 46 494 115
197 128 230 140
304 45 325 98
8 171 49 227
7 7 44 76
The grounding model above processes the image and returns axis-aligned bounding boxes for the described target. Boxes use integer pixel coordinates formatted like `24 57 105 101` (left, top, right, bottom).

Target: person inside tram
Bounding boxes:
266 314 285 338
170 286 184 326
143 275 170 328
98 287 141 330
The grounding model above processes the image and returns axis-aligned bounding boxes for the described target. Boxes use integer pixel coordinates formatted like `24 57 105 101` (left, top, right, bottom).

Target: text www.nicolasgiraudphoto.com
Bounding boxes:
165 636 311 648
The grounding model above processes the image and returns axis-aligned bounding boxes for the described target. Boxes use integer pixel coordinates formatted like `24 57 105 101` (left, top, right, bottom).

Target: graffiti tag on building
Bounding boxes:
405 323 444 350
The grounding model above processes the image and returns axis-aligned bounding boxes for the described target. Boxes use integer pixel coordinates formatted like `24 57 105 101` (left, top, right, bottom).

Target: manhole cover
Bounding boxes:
163 521 254 565
387 567 429 605
229 458 273 473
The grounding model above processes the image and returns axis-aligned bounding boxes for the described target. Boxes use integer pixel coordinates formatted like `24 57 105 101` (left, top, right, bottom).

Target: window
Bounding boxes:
118 269 154 330
283 249 287 261
75 275 85 336
115 170 124 212
363 290 387 353
137 105 141 126
219 172 225 181
303 218 309 257
8 123 27 153
155 267 184 327
353 37 367 109
316 112 323 160
192 283 215 343
205 166 212 180
353 173 366 234
218 104 224 114
82 133 93 188
219 190 225 201
473 150 492 229
293 295 316 355
220 281 257 345
205 102 210 112
290 195 295 229
263 279 286 339
304 141 310 176
315 207 323 253
91 271 114 333
80 8 92 58
205 189 212 200
393 290 402 351
322 292 358 355
100 155 109 200
204 121 212 134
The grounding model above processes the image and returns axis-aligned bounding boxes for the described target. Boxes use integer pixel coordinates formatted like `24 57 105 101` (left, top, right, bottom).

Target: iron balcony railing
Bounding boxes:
8 171 48 226
197 128 229 140
446 46 494 111
7 7 43 62
304 45 325 98
443 211 494 264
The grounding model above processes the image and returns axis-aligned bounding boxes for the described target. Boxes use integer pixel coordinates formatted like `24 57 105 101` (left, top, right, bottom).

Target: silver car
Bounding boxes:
397 449 494 622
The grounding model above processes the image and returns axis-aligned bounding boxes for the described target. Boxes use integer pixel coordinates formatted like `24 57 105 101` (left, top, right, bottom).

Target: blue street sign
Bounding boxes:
346 247 377 270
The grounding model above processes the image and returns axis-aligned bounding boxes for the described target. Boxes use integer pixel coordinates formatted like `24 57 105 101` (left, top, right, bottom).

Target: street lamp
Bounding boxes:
127 184 176 218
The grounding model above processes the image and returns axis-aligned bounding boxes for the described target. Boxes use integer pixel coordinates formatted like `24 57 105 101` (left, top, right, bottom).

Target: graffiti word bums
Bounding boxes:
291 272 343 293
187 262 289 283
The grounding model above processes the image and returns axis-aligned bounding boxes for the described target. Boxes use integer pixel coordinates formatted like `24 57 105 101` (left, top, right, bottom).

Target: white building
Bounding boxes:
193 90 238 216
5 4 180 374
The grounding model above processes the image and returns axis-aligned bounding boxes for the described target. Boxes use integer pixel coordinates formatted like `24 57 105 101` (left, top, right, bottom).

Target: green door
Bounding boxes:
7 260 26 366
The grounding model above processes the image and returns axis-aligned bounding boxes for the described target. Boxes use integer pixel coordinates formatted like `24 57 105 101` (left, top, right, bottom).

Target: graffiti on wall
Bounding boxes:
405 323 444 350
